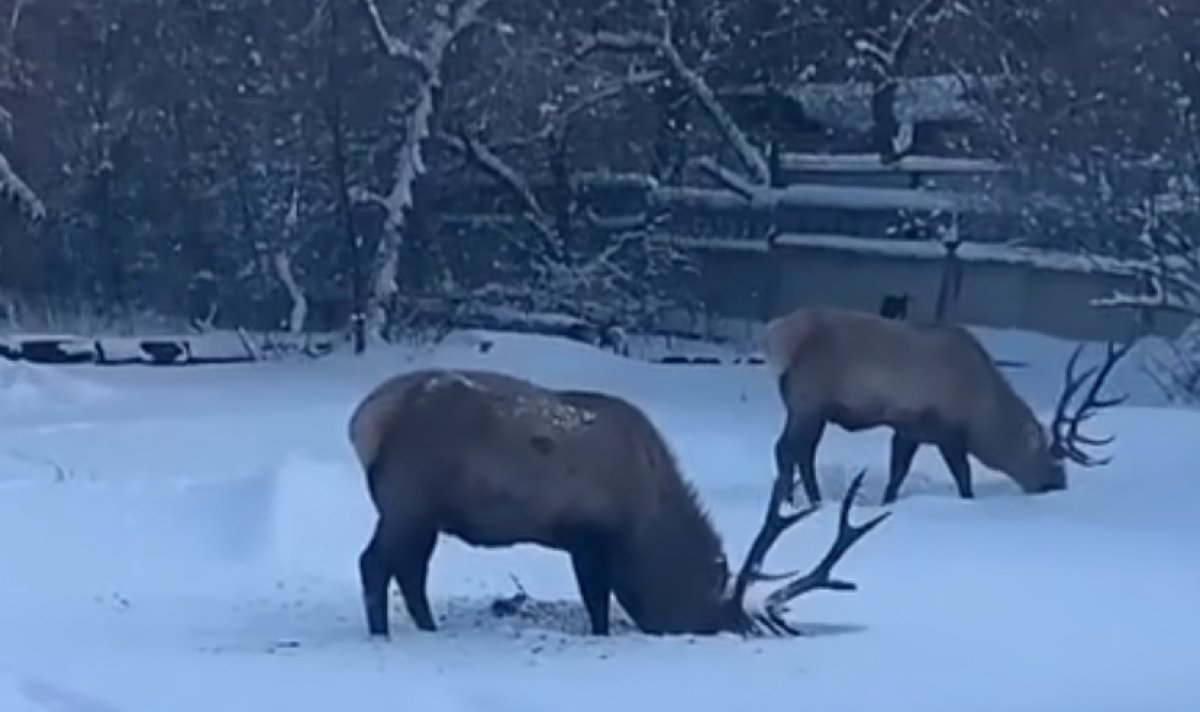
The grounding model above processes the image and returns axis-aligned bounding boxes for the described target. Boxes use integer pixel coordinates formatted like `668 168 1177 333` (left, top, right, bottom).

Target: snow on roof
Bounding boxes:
780 153 1009 175
655 182 995 213
729 74 1007 132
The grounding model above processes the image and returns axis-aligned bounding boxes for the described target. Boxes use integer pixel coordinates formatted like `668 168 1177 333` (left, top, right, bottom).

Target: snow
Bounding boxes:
0 334 98 360
656 181 980 213
0 150 46 221
655 230 1145 276
772 233 1143 275
0 327 1197 711
779 153 1009 175
0 358 111 412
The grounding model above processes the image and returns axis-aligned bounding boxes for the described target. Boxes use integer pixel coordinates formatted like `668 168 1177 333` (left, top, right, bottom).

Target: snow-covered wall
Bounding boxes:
667 234 1187 343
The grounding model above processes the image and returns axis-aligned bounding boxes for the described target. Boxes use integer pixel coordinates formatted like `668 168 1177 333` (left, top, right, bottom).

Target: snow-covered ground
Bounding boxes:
0 327 1197 712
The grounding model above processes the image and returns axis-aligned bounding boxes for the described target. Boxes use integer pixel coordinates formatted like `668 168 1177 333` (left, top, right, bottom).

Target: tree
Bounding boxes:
0 0 42 221
352 0 495 343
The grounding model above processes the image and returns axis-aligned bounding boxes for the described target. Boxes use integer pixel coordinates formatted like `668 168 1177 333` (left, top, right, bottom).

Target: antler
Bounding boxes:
1048 340 1133 467
727 470 891 636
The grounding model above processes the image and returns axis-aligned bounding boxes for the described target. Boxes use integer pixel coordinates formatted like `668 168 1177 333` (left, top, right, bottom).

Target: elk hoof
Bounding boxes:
788 493 820 510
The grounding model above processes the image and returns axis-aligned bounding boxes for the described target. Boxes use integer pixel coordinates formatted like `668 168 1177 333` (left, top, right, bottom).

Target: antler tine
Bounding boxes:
746 470 891 636
728 475 820 606
1077 341 1132 410
1049 340 1133 467
1050 345 1094 433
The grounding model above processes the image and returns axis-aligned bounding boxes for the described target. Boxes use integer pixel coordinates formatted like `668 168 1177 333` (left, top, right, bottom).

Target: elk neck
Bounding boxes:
613 475 730 634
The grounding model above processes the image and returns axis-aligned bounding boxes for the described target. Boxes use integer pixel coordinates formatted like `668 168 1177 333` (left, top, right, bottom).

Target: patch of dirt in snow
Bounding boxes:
235 577 630 638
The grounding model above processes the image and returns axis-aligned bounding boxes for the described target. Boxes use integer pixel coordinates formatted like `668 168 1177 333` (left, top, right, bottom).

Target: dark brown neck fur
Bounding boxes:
615 447 728 634
556 389 729 634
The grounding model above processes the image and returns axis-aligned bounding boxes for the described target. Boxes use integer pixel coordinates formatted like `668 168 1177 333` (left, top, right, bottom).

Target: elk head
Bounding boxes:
1013 340 1132 494
718 470 891 636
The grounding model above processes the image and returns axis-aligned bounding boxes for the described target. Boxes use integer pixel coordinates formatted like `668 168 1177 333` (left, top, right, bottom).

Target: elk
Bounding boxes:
764 306 1132 507
347 367 890 638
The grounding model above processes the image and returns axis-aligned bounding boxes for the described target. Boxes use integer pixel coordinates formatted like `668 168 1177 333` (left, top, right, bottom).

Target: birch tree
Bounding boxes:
354 0 492 343
0 0 41 221
0 128 43 221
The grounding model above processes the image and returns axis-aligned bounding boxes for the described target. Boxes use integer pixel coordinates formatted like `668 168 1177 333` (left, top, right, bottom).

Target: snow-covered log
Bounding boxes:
356 0 493 344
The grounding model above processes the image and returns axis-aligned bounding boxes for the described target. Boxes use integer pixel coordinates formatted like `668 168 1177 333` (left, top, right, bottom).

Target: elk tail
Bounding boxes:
762 312 807 376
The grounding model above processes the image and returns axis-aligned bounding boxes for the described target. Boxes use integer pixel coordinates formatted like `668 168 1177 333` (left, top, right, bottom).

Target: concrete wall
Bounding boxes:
680 241 1190 343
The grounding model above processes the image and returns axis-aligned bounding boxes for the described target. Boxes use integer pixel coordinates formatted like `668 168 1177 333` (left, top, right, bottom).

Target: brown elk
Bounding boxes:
347 367 890 638
764 306 1132 507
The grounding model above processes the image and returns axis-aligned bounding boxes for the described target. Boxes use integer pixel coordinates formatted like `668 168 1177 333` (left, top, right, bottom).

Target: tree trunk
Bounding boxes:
359 0 493 344
325 0 365 353
273 250 308 334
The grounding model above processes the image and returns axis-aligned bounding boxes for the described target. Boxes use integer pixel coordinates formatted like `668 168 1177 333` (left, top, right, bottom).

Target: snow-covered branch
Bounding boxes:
855 0 954 77
849 0 960 162
359 0 432 72
483 69 666 152
891 0 952 70
1091 200 1200 318
575 14 769 185
575 30 661 56
689 156 757 200
654 178 975 213
0 150 45 220
439 131 557 247
347 185 387 207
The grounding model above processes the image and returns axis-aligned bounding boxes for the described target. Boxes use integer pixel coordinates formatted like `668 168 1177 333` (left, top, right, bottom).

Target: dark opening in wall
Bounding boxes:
880 293 910 320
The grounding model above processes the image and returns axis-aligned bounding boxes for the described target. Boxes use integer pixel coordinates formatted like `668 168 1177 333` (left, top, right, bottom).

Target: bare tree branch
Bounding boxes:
359 0 433 72
483 69 666 152
575 29 662 56
439 130 557 247
890 0 952 69
690 156 757 200
575 14 770 185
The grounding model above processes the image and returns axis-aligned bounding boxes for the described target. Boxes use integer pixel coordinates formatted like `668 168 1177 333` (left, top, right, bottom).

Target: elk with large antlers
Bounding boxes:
348 367 890 638
764 306 1132 506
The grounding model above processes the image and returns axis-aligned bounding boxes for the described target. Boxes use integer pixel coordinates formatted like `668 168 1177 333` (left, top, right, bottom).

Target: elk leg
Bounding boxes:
359 519 394 638
776 415 826 507
772 425 798 505
882 433 920 505
937 435 974 500
565 530 613 636
392 526 439 632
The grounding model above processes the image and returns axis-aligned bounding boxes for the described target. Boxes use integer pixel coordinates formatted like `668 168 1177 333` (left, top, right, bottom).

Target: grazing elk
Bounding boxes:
764 306 1132 507
348 368 890 638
